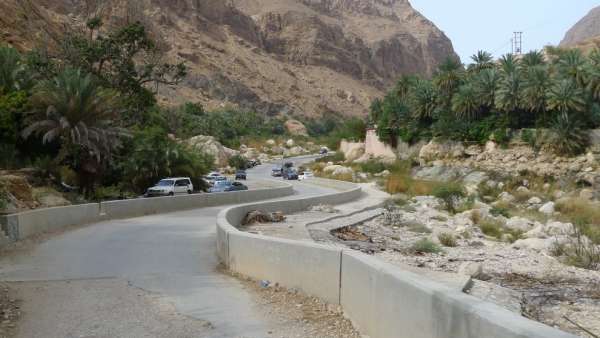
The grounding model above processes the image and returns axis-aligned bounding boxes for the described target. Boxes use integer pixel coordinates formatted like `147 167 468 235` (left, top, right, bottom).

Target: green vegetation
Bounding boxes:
555 198 600 244
437 232 458 247
228 155 248 170
432 182 466 214
410 238 442 254
478 219 524 243
550 226 600 270
370 48 600 155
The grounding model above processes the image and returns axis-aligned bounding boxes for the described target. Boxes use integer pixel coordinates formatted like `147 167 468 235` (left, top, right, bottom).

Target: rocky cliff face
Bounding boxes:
0 0 457 117
560 6 600 50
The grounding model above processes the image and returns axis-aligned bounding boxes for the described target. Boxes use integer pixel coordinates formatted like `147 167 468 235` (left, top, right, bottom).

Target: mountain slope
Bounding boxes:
0 0 457 117
560 6 600 51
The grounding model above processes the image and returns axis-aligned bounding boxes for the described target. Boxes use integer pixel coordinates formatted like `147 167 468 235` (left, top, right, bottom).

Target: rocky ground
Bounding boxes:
336 196 600 338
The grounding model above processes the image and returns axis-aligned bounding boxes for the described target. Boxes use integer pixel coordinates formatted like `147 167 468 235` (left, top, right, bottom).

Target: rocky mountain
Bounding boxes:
0 0 457 117
560 5 600 51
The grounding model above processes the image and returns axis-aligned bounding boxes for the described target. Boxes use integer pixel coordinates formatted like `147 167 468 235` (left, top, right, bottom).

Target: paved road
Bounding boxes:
0 156 335 338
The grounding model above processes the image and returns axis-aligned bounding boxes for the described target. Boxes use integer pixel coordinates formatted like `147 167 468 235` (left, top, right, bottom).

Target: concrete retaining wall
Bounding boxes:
1 181 294 243
217 181 577 338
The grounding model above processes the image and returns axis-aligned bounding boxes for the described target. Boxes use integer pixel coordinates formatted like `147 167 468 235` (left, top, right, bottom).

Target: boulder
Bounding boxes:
527 196 542 205
324 165 353 177
498 192 515 203
265 139 276 146
284 146 306 157
580 188 595 200
505 216 537 231
462 171 489 195
285 139 295 148
284 119 308 136
340 140 365 162
512 238 555 252
458 262 484 279
187 135 239 167
413 165 464 182
538 202 555 215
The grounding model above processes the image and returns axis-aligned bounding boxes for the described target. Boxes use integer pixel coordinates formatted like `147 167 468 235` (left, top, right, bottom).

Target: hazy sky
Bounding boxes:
409 0 600 63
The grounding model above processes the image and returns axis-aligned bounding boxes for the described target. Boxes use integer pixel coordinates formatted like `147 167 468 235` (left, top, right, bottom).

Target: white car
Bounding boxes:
299 170 314 180
205 172 227 186
146 177 194 197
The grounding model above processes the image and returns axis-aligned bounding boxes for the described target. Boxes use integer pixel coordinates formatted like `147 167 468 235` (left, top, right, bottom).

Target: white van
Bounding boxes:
145 177 194 197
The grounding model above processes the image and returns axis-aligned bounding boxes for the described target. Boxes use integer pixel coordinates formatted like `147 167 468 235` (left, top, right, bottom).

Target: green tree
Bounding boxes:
122 127 212 192
409 79 437 120
468 50 494 73
546 79 586 119
452 83 480 120
22 68 129 195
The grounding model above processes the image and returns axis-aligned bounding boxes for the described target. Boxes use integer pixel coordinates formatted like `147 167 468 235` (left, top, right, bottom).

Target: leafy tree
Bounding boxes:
452 83 480 120
22 68 129 196
468 50 494 73
228 154 248 170
409 79 437 120
122 127 212 193
546 79 586 119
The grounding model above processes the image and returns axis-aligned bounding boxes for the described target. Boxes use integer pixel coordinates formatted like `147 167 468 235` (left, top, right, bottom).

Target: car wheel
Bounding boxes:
168 192 174 196
187 190 192 194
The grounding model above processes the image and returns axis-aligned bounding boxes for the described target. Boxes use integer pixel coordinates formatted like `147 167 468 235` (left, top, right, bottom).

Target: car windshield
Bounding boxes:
236 170 245 174
214 181 231 187
156 180 174 186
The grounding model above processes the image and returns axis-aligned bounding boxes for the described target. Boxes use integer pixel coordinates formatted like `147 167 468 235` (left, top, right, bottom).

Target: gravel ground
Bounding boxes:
228 271 361 338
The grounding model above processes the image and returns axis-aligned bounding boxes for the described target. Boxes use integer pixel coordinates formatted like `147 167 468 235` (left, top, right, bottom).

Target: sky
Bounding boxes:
409 0 600 63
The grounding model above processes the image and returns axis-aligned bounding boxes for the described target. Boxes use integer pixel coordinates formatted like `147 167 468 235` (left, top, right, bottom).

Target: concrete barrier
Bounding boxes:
1 180 294 243
217 179 578 338
2 203 101 241
340 250 575 338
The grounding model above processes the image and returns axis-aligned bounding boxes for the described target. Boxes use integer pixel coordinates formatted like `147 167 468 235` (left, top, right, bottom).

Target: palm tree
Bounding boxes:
0 46 28 94
546 79 586 119
409 79 437 120
23 68 128 159
522 65 550 119
520 50 546 69
499 54 518 75
434 57 464 96
557 49 588 87
452 83 480 120
474 68 499 109
468 50 494 73
495 71 523 114
22 68 129 195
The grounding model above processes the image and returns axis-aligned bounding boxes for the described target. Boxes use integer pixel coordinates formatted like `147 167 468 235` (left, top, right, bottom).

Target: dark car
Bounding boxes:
235 170 247 180
282 168 299 180
271 167 283 177
209 181 248 193
319 147 328 155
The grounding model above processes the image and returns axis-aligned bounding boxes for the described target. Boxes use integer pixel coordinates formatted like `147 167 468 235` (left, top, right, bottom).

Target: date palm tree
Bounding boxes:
546 79 586 119
23 68 128 159
557 49 588 87
495 72 523 114
0 46 28 94
468 50 494 73
409 79 437 120
474 68 499 109
22 68 129 195
522 65 550 121
452 83 480 120
520 50 546 69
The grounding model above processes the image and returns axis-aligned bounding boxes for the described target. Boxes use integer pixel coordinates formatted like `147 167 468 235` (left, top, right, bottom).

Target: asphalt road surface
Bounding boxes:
0 156 336 338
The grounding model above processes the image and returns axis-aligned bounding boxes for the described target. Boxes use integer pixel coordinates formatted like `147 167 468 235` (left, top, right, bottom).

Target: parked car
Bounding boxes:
209 180 248 193
271 167 283 177
282 168 299 180
319 147 329 155
299 170 314 180
205 173 227 186
235 170 247 180
247 159 261 167
145 177 193 197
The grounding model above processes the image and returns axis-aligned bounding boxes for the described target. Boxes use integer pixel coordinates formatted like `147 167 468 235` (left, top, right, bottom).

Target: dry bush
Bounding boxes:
438 232 458 247
556 198 600 244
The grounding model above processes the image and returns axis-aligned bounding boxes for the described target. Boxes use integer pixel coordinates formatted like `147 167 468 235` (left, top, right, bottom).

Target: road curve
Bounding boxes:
0 156 336 337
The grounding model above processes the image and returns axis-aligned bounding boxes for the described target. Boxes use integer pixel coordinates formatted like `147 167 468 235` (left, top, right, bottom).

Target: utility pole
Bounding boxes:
512 32 523 55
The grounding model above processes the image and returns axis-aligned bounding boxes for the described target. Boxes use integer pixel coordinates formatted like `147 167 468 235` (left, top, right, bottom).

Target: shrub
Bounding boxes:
357 160 387 174
438 233 458 247
228 154 248 169
479 219 504 239
316 152 345 163
411 238 442 254
490 205 511 218
407 222 432 234
557 226 600 270
543 114 588 156
432 182 466 214
555 198 600 244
